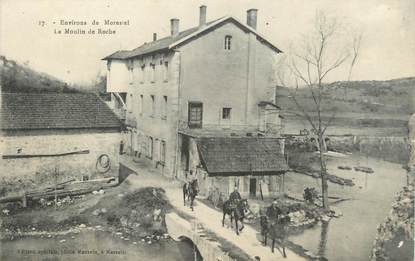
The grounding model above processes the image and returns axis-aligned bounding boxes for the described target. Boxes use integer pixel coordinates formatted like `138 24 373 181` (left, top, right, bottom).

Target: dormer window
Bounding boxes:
224 35 232 50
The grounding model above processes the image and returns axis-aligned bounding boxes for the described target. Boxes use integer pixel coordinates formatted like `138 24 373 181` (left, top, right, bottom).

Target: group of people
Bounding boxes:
187 174 290 257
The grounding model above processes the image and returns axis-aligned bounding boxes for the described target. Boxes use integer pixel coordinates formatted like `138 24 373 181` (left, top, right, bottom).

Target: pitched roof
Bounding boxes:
103 50 132 60
103 16 281 60
197 137 288 176
1 92 122 130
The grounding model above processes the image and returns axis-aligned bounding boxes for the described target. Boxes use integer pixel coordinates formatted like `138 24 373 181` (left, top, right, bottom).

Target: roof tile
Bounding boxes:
197 137 288 175
1 92 122 130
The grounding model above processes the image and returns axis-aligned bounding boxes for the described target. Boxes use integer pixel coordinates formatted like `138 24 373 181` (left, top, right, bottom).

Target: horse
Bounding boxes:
260 213 269 245
261 214 290 258
222 198 249 235
183 179 199 211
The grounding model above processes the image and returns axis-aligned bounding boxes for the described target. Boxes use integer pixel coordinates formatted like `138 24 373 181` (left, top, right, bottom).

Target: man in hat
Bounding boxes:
266 199 282 223
229 186 242 208
186 170 197 182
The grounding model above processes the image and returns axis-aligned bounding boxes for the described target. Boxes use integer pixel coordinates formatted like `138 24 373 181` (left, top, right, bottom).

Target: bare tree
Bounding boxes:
344 33 363 98
277 11 362 209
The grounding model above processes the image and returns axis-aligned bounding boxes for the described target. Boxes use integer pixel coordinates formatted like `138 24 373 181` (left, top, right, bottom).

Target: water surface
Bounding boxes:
286 155 407 261
1 230 197 261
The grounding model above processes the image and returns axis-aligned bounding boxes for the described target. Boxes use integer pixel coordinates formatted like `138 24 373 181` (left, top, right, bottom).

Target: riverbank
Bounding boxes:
0 178 171 245
286 155 409 260
371 181 414 261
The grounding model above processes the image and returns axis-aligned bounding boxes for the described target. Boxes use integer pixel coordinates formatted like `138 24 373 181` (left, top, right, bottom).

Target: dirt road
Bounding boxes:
120 156 305 261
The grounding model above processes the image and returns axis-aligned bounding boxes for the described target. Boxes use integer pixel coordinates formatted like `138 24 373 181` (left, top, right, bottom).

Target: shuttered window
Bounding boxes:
188 102 203 128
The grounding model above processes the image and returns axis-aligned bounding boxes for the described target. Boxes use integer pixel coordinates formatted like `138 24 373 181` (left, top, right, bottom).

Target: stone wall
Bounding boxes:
0 129 121 196
285 135 410 164
166 212 238 261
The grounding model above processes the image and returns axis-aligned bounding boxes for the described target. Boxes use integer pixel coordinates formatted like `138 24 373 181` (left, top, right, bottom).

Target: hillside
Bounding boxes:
0 56 80 93
277 78 415 136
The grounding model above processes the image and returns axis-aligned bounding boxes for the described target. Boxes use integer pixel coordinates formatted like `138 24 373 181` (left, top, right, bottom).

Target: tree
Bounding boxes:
345 32 363 98
277 11 362 209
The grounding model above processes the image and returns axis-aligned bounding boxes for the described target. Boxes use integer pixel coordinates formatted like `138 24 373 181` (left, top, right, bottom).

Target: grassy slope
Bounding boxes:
0 56 81 93
277 77 415 135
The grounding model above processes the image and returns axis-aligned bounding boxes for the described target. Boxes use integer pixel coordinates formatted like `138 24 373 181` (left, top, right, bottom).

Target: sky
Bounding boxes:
1 0 414 85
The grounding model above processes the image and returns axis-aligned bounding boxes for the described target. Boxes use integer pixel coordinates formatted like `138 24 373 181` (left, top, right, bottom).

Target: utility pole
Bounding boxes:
54 167 58 210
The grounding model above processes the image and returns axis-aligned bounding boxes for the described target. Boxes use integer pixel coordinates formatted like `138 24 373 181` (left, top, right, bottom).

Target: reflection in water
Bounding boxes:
287 156 408 261
318 220 330 258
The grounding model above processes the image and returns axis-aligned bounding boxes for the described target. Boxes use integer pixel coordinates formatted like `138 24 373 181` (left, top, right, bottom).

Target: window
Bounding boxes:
140 65 145 83
222 107 231 119
161 96 168 119
150 64 156 83
106 60 111 71
188 102 203 128
150 95 155 117
148 137 153 159
160 140 166 164
163 62 169 81
139 95 144 115
224 35 232 50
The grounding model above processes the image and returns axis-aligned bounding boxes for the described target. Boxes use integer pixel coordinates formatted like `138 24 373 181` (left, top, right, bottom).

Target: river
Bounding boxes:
285 155 408 261
1 230 198 261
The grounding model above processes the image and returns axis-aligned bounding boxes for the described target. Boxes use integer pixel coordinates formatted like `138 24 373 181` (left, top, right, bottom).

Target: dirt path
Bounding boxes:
120 156 305 261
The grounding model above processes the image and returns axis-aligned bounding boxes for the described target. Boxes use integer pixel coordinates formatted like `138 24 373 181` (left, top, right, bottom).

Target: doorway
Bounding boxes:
249 178 256 197
181 136 190 172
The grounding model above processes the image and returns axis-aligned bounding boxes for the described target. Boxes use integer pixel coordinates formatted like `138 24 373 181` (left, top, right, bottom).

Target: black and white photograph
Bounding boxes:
0 0 414 260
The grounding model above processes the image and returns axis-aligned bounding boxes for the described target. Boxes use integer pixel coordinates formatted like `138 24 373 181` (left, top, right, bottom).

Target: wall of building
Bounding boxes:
123 51 181 177
178 21 281 130
111 20 283 178
0 129 121 196
106 60 129 93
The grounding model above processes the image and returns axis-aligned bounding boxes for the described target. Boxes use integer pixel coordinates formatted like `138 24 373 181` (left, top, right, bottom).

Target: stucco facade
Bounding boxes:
106 59 130 93
105 9 284 181
178 22 279 130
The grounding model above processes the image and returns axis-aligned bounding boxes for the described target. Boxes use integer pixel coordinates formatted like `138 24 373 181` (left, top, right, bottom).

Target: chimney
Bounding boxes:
246 9 258 29
170 18 179 36
199 5 207 27
153 33 157 41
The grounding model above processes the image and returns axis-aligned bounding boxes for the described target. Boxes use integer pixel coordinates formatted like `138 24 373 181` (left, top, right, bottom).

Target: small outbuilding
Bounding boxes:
0 92 122 196
178 135 289 199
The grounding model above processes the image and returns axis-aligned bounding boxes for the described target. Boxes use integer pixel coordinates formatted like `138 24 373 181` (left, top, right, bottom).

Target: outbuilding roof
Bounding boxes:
103 16 282 60
1 92 122 131
197 137 288 176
